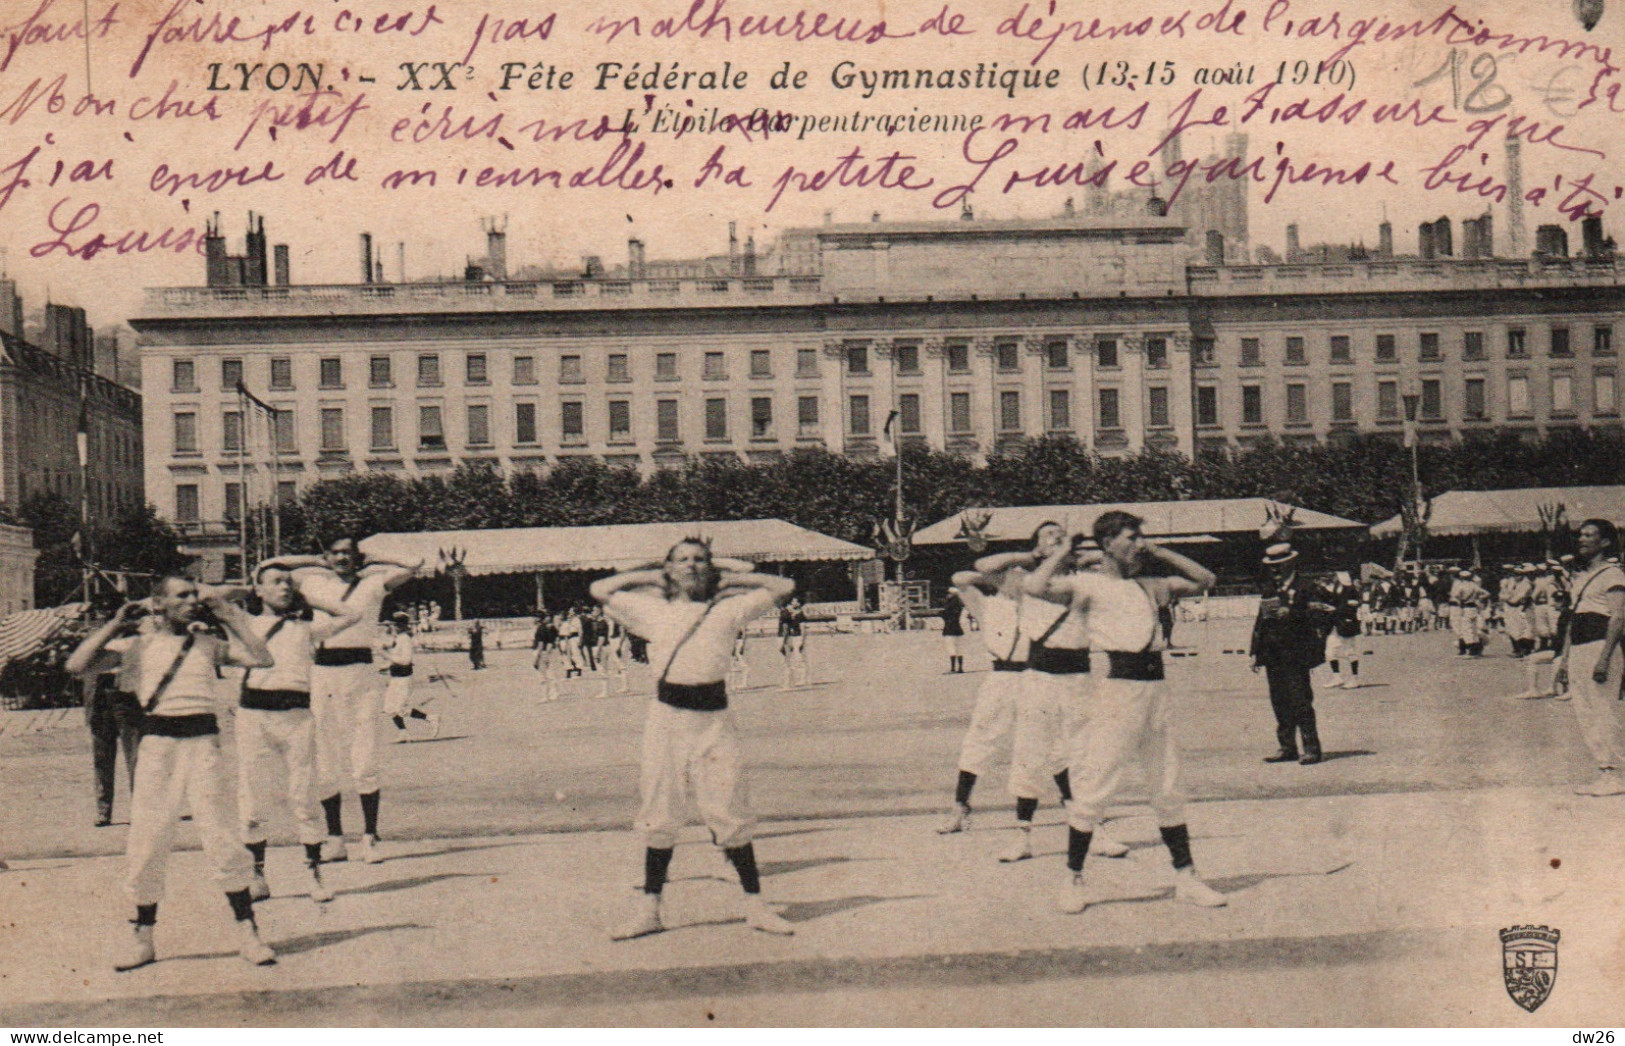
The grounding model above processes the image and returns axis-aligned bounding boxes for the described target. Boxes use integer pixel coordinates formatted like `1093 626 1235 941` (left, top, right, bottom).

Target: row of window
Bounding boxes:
166 335 1192 397
1191 370 1619 428
166 324 1621 397
168 385 1180 458
1203 326 1616 369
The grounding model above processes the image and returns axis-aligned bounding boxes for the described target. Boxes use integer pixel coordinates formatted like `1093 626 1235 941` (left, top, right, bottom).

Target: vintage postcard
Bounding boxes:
0 0 1622 1028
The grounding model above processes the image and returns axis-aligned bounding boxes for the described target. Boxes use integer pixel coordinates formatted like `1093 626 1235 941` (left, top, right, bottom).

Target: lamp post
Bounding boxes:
439 546 468 621
1402 383 1424 569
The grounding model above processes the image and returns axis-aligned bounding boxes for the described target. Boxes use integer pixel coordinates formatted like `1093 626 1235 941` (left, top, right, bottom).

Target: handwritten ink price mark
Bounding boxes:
1414 48 1511 115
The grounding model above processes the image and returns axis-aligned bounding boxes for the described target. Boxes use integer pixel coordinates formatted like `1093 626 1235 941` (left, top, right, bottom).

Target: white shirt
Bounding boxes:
240 612 349 693
976 594 1026 661
381 632 415 667
104 631 229 717
1569 561 1625 617
606 588 778 686
298 569 392 650
1073 573 1164 653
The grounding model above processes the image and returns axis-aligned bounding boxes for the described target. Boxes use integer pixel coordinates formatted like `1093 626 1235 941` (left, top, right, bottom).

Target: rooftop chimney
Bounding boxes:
728 221 739 275
1506 138 1526 256
1285 223 1301 261
1378 220 1394 258
273 244 289 286
628 237 646 279
1205 230 1226 265
483 216 508 281
360 233 374 284
1419 221 1436 259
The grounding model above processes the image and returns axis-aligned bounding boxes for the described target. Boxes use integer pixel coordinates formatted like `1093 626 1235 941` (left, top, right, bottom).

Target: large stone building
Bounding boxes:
0 297 144 530
132 211 1623 577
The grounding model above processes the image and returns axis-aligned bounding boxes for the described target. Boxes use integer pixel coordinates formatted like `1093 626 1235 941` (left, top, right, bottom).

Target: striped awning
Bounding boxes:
0 604 85 665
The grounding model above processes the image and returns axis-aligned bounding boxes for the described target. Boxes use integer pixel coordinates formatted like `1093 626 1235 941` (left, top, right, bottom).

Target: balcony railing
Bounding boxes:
142 274 826 317
1188 257 1625 295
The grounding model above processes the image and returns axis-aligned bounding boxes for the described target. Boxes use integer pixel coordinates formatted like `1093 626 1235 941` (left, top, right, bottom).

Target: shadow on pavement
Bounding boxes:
778 893 933 924
390 841 535 862
761 855 881 878
273 922 430 957
339 873 489 897
1207 861 1354 894
1316 750 1376 762
397 735 472 746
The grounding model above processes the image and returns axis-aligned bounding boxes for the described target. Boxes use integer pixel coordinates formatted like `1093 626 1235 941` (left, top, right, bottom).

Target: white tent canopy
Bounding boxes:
1371 485 1625 538
360 519 873 577
915 498 1363 547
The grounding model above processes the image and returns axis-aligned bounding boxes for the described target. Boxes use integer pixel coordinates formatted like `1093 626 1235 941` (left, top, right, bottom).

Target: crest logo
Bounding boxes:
1500 925 1560 1012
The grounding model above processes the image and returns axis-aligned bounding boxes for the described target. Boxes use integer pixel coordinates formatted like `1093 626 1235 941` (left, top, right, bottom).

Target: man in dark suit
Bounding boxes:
1251 544 1329 765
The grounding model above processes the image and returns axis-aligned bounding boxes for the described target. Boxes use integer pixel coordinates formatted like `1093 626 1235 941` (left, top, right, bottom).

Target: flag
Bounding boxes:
75 398 88 468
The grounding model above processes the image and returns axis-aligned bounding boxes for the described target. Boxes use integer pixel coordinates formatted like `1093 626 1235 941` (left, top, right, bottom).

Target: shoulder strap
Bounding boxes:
240 617 290 696
657 596 724 685
1030 605 1068 649
1570 564 1625 617
143 632 198 713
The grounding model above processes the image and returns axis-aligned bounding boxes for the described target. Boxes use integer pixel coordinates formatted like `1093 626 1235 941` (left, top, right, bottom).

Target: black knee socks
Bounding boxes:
392 715 406 730
1067 828 1092 872
226 888 256 922
643 847 674 895
360 790 380 837
321 793 343 837
303 842 323 866
1160 823 1194 870
1053 769 1072 803
725 844 762 894
1015 796 1038 823
246 840 267 870
954 769 976 807
1329 659 1340 674
135 903 157 927
409 708 429 720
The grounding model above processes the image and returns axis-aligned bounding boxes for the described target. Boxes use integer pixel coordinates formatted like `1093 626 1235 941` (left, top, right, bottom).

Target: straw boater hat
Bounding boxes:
1261 543 1298 567
1456 568 1472 578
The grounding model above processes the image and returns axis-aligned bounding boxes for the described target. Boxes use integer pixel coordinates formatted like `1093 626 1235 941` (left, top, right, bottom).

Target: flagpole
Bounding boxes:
236 385 249 580
76 380 92 605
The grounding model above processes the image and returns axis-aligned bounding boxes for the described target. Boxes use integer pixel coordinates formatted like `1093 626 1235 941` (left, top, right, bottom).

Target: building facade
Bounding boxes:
0 523 38 614
0 324 145 526
132 213 1623 576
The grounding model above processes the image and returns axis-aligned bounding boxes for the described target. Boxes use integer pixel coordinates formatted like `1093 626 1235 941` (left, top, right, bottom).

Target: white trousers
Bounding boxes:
1570 640 1625 769
125 731 253 906
1068 677 1186 830
1009 669 1087 800
957 670 1019 779
637 701 754 850
1532 605 1559 639
383 676 420 717
1452 607 1482 644
312 662 383 796
1325 633 1358 662
236 708 324 846
1504 607 1533 642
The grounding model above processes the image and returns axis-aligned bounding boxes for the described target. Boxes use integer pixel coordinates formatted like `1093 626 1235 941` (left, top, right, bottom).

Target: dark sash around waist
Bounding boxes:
657 679 728 712
389 664 414 678
991 659 1026 672
1105 650 1165 681
1570 612 1613 646
241 688 312 712
315 647 374 666
139 713 219 738
1027 644 1091 675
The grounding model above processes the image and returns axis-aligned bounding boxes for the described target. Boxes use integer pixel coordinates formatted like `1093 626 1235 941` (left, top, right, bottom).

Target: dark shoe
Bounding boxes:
94 816 113 828
1300 753 1323 765
1263 750 1299 763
